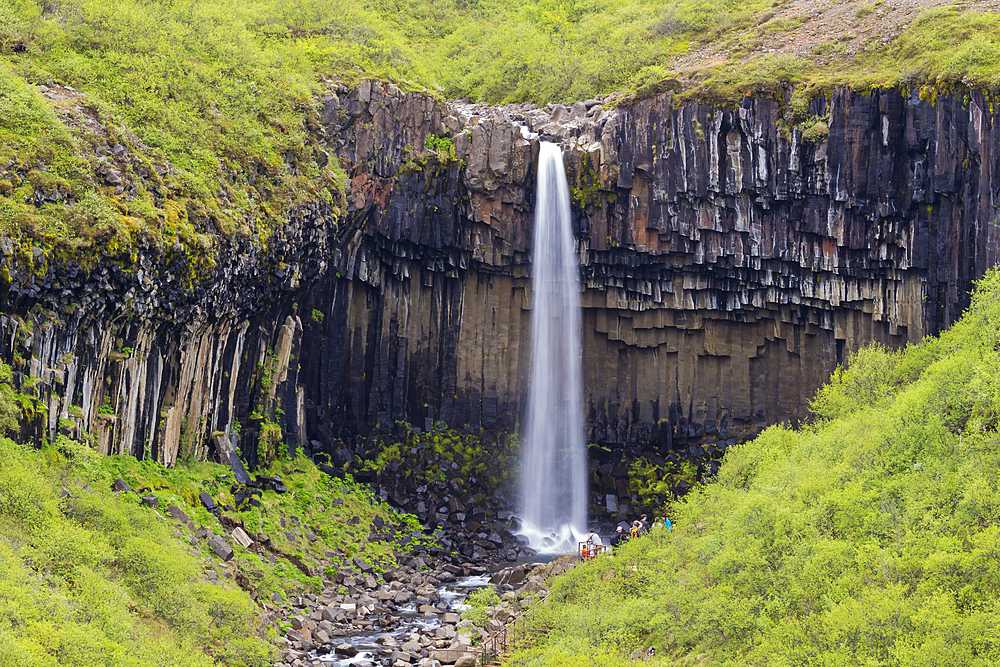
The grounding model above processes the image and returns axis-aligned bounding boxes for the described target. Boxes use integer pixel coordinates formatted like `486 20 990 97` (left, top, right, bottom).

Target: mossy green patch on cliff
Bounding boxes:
348 420 519 502
568 150 602 210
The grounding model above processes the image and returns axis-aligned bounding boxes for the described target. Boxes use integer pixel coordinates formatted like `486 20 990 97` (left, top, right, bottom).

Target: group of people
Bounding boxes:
610 513 672 547
579 513 673 559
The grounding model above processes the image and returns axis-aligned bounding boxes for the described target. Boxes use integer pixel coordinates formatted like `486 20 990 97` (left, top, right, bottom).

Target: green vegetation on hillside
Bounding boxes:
2 0 1000 276
507 269 1000 666
691 6 1000 105
403 0 771 103
0 360 434 666
0 0 356 277
0 434 273 666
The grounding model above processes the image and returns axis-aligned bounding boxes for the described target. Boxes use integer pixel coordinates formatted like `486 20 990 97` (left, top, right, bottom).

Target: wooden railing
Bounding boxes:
475 590 552 667
578 541 607 559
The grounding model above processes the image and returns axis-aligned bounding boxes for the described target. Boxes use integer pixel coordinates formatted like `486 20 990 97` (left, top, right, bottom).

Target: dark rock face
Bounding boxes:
0 197 339 465
301 84 1000 448
573 87 1000 442
2 81 998 466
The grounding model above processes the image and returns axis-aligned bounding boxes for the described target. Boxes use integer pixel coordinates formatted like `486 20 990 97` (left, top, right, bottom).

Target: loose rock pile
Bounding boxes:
378 479 535 565
272 556 487 667
271 554 576 667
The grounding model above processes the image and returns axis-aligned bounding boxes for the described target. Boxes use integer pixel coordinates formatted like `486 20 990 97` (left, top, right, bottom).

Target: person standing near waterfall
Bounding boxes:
584 528 603 558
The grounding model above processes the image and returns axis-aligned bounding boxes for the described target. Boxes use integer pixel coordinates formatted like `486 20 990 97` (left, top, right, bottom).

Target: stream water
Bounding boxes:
518 141 587 553
315 574 491 666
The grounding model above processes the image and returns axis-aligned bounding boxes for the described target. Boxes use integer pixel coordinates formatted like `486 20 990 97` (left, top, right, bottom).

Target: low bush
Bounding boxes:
0 434 271 666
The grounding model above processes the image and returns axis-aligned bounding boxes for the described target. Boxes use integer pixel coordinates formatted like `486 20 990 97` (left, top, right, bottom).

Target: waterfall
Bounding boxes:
517 141 587 553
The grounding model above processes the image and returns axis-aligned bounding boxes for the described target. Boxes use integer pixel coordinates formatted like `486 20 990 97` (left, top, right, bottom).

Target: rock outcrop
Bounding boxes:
301 82 1000 449
2 80 998 471
0 199 339 464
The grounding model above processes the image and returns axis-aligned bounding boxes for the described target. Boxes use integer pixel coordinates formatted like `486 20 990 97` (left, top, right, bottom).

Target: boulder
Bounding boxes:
231 527 254 549
111 478 133 494
199 493 218 513
335 644 358 657
208 536 233 561
353 556 374 573
166 504 189 523
431 649 472 665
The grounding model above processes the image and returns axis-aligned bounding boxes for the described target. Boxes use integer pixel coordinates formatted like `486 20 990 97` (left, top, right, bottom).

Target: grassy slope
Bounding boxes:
379 0 1000 104
508 270 1000 666
0 0 362 278
0 434 272 667
685 5 1000 106
0 364 435 666
3 0 1000 278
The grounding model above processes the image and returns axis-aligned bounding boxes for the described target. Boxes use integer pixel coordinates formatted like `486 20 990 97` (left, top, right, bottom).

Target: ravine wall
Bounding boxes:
3 80 999 470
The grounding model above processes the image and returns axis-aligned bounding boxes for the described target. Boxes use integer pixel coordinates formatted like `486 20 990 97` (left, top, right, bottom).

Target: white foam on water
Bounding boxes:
450 574 492 589
516 520 587 555
519 124 539 140
316 649 375 666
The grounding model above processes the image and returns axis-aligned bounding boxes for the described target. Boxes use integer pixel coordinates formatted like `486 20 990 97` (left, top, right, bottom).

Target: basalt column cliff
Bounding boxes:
3 82 998 462
299 83 1000 449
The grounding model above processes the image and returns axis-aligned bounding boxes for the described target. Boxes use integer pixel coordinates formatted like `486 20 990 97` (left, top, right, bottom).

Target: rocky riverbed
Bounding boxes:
272 558 483 667
271 556 568 667
145 461 556 667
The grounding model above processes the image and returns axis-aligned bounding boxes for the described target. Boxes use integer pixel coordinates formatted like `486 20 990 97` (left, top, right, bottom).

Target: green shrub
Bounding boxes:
0 430 273 666
463 587 501 628
800 119 829 143
810 342 905 420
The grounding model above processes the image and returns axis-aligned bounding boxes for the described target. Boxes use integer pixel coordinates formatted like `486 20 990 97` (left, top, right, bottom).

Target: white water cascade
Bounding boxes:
517 141 587 554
